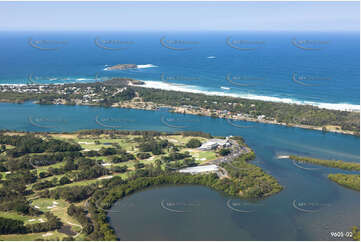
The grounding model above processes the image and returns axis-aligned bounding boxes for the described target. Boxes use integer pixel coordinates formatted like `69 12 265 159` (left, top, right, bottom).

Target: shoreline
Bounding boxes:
0 98 356 136
0 80 359 136
0 81 359 113
129 80 360 113
110 101 357 136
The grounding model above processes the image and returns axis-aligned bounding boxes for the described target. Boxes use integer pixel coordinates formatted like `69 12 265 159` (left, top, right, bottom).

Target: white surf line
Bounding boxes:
160 200 186 213
132 81 360 112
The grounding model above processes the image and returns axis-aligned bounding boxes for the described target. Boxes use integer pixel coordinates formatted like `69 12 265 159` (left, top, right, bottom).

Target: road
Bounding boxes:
212 140 251 178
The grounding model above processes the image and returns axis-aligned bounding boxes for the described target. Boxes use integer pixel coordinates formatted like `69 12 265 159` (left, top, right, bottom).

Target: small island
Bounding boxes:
288 155 360 192
104 64 138 71
288 154 360 239
328 174 360 191
289 155 360 171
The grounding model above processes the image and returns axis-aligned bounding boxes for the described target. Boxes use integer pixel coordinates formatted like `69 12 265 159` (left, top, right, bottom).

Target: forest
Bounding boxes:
0 130 281 240
328 174 360 191
289 155 360 171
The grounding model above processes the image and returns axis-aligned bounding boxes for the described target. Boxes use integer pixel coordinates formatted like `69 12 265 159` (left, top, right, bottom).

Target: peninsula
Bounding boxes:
0 130 282 240
0 78 359 135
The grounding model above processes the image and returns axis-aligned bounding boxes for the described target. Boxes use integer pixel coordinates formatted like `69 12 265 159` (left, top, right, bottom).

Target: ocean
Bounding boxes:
0 31 359 111
0 30 359 241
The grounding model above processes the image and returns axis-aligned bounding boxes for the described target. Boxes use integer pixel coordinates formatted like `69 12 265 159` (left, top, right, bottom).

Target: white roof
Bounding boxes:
179 165 219 174
201 141 217 146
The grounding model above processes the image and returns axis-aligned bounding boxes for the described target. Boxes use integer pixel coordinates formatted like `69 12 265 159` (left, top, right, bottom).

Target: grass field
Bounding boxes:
35 161 67 174
51 178 102 189
30 198 82 235
31 198 67 212
1 133 218 187
0 230 68 241
0 211 45 225
73 135 140 151
0 132 222 240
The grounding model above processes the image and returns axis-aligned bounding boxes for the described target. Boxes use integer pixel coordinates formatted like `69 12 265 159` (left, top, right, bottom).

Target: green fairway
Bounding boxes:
0 211 45 225
0 230 68 241
0 131 222 240
31 198 67 212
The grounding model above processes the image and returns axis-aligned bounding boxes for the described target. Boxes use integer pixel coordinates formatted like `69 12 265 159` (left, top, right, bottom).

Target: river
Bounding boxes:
0 102 359 240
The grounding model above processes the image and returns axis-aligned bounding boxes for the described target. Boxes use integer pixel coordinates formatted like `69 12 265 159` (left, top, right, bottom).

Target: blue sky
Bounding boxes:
0 1 359 31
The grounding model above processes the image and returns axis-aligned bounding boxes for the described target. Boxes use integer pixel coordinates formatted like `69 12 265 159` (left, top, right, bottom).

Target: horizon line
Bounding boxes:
0 29 359 32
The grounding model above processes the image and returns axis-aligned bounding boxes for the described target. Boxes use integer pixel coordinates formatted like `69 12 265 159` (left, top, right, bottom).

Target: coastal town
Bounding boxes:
0 1 359 241
0 81 358 136
0 83 275 121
